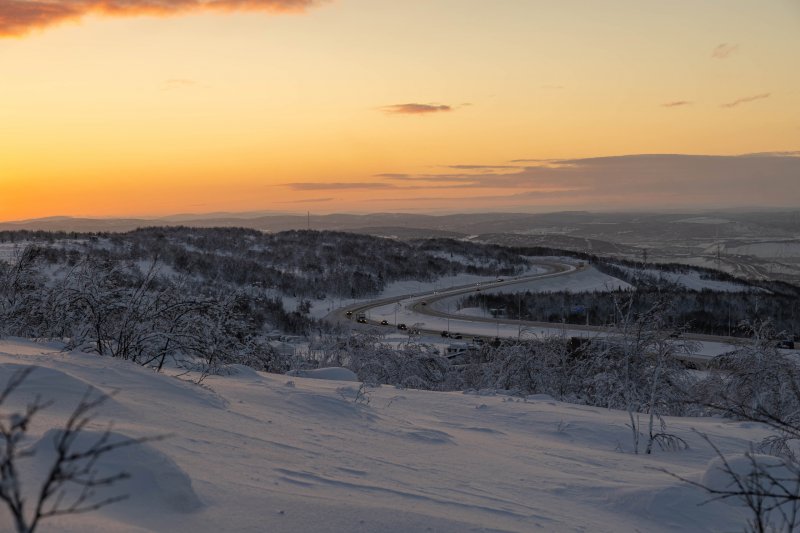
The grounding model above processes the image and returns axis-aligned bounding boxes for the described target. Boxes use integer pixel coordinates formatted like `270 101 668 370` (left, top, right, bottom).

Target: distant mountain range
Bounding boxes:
2 209 798 241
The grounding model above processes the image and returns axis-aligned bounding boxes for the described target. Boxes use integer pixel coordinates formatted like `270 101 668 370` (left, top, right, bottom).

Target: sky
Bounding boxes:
1 0 799 220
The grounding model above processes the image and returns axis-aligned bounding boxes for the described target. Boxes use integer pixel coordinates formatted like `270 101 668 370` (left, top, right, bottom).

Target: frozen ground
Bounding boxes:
0 242 30 263
475 266 633 295
616 265 758 293
0 338 771 532
304 267 550 319
726 241 800 259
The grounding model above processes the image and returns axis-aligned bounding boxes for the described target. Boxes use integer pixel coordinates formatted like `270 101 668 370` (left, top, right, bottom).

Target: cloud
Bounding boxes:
380 103 452 115
373 173 410 179
372 153 800 209
445 165 522 170
721 93 770 108
661 100 692 108
279 197 334 203
712 43 739 59
0 0 320 37
285 182 397 191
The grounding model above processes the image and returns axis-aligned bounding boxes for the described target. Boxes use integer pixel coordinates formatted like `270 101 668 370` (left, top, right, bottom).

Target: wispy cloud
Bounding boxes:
445 165 522 170
721 93 770 108
712 43 739 59
661 100 692 108
285 182 397 191
279 197 335 203
380 103 452 115
371 153 800 209
0 0 320 37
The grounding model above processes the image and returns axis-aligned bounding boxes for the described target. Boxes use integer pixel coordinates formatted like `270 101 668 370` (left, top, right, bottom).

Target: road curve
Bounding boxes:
324 261 748 366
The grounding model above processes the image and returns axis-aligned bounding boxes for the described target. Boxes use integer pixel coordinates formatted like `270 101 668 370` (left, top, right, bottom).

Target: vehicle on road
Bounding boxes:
451 332 463 339
357 317 367 324
397 323 408 330
380 319 389 325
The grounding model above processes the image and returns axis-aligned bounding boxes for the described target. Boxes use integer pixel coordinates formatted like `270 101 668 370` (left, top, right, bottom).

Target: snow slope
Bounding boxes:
0 339 771 532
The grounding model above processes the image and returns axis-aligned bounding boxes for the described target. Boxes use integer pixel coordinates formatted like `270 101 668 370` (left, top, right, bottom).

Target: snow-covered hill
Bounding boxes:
0 339 768 532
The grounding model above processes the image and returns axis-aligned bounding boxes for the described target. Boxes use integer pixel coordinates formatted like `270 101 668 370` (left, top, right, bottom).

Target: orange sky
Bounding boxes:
1 0 799 220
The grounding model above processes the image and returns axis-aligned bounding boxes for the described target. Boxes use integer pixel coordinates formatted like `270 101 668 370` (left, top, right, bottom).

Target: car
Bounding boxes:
451 332 463 339
345 311 353 317
397 323 408 330
356 317 367 324
380 320 389 326
441 330 450 338
420 301 427 306
496 278 504 282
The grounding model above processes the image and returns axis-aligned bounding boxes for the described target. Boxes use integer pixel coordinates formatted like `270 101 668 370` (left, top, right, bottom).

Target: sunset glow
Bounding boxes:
1 0 799 220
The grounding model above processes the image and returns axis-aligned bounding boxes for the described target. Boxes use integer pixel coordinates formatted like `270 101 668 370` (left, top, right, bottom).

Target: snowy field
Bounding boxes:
0 242 29 263
726 241 800 259
0 338 771 532
306 266 550 319
475 266 633 295
365 299 737 358
424 266 632 319
616 265 758 293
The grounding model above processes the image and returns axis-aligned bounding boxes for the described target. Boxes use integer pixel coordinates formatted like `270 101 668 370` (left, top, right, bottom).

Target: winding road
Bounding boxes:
326 260 747 366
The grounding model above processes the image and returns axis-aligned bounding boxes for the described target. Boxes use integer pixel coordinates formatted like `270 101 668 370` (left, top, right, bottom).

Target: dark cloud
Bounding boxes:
712 43 739 59
661 100 692 108
373 153 800 209
721 93 770 108
380 103 452 115
0 0 320 37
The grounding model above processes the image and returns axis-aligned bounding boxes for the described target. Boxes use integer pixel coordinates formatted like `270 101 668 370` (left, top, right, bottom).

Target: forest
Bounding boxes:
3 227 800 530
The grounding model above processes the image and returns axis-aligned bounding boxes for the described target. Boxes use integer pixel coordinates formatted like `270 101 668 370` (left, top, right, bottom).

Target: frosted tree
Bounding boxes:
0 367 153 533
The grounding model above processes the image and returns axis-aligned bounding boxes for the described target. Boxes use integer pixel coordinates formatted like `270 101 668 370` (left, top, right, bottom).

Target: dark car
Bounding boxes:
356 317 367 324
441 330 450 338
397 323 408 330
421 301 427 306
380 320 389 326
451 332 463 339
346 311 353 317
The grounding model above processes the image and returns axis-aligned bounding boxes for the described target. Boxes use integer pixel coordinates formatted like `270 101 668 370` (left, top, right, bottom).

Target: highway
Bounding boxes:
326 261 745 366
